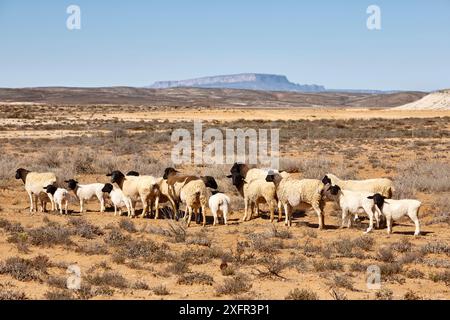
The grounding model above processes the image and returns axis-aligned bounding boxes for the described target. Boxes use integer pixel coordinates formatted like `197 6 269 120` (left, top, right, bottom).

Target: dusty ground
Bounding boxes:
0 105 449 300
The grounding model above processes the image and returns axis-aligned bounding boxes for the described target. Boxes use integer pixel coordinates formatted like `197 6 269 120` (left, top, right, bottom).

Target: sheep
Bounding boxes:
209 191 231 226
368 193 421 236
15 168 57 213
106 171 160 218
65 179 106 214
179 179 208 227
324 185 380 231
243 177 278 222
43 185 69 215
162 167 218 220
101 183 133 217
266 171 327 228
322 174 394 198
154 178 177 220
228 163 281 222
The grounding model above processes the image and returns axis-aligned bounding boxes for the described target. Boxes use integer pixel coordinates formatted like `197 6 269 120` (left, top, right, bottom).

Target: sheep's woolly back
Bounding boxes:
277 178 324 207
326 173 394 197
245 178 277 204
245 168 269 181
120 175 159 198
180 179 208 209
25 172 57 195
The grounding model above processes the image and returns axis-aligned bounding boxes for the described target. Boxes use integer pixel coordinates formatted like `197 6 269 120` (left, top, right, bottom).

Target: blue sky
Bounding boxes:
0 0 449 91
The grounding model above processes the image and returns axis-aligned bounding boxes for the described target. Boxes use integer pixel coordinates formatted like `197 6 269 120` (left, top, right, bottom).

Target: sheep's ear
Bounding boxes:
64 180 70 183
106 173 112 177
226 175 233 178
367 196 374 199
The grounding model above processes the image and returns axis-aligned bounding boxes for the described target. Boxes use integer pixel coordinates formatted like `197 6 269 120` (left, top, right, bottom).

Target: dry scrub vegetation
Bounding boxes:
0 105 449 300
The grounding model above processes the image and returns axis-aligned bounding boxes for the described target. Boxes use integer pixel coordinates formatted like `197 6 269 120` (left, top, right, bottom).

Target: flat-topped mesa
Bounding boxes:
149 73 326 92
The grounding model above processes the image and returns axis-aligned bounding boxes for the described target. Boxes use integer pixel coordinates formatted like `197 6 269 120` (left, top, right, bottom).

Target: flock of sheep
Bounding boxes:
14 163 422 236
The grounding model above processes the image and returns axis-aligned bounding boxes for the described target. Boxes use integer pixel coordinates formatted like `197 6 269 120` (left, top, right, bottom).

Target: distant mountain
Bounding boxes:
149 73 326 93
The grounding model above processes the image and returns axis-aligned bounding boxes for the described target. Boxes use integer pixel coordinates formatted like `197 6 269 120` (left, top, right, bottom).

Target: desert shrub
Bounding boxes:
395 161 450 194
86 271 129 288
429 270 450 285
375 288 393 300
186 231 211 247
332 275 354 290
152 284 170 296
421 241 450 255
380 262 403 277
0 289 28 300
76 242 109 256
44 289 74 300
216 274 252 296
118 219 137 233
47 276 67 289
267 224 291 239
92 286 115 297
302 229 317 238
0 218 24 233
391 239 413 253
117 239 159 260
104 228 131 247
177 272 214 286
403 290 422 300
0 156 19 187
0 255 50 281
303 241 322 256
350 262 368 272
329 288 347 300
28 222 72 247
250 235 283 253
377 247 395 263
68 218 103 239
313 260 344 272
422 258 450 269
132 280 149 290
165 260 190 274
398 251 423 265
221 264 236 276
352 235 374 251
332 237 355 257
404 269 424 279
285 288 319 300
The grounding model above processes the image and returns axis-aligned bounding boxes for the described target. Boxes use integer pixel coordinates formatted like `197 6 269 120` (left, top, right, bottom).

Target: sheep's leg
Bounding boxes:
277 201 283 222
99 195 105 213
313 204 324 230
284 203 291 227
114 204 118 217
140 195 148 218
201 205 206 227
186 206 193 227
268 200 275 223
242 198 249 222
346 211 352 229
340 209 347 228
412 215 420 236
365 209 375 234
248 202 254 221
223 207 228 226
64 200 68 215
154 196 160 220
212 209 218 226
79 199 84 214
28 191 35 213
142 199 151 219
386 216 393 235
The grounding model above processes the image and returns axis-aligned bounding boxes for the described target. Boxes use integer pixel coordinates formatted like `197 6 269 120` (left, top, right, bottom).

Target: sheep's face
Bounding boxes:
163 168 178 180
202 176 218 189
265 174 275 182
126 171 140 177
102 183 113 194
368 193 386 210
227 172 244 187
322 175 332 185
228 163 247 187
15 168 28 181
328 185 341 196
65 179 78 190
107 171 125 184
44 185 57 195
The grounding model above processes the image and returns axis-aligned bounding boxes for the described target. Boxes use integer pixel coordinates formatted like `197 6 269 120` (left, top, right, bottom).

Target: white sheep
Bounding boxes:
266 171 327 228
65 179 106 213
106 171 160 218
43 185 69 215
209 191 231 226
15 168 57 213
368 193 421 236
324 185 380 231
323 173 394 198
179 179 208 227
102 183 133 217
242 177 278 222
154 178 178 220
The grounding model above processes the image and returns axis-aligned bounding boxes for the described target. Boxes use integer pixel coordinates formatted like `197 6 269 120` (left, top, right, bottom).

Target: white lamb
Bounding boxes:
323 173 394 198
43 185 69 215
324 185 380 231
15 168 57 213
209 191 231 226
65 179 106 213
102 183 133 217
266 171 327 228
106 171 160 218
368 193 421 236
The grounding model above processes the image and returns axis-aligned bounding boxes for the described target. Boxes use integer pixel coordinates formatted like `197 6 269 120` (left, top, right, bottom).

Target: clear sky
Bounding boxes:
0 0 449 91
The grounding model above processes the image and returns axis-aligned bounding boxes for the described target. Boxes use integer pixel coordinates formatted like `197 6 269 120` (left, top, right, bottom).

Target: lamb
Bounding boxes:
154 178 177 220
209 191 231 226
266 171 327 228
106 171 160 218
322 174 394 198
65 179 106 213
43 185 69 215
101 183 133 217
15 168 57 213
179 179 208 227
162 167 218 219
228 163 281 222
324 185 380 231
368 193 421 236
